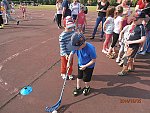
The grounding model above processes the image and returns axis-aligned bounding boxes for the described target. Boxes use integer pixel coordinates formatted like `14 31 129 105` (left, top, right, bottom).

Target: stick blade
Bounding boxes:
45 100 61 112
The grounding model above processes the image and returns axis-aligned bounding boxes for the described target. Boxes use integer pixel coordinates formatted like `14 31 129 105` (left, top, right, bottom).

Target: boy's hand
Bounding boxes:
65 55 69 60
79 65 86 70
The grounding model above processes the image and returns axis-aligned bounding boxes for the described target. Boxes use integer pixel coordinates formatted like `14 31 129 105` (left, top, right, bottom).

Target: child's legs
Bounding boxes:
117 43 125 58
0 15 3 25
103 34 112 50
127 58 134 70
61 56 73 75
83 67 94 87
57 14 62 27
111 32 119 48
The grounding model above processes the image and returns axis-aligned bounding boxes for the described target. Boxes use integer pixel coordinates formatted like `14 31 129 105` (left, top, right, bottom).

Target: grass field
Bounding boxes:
25 5 97 12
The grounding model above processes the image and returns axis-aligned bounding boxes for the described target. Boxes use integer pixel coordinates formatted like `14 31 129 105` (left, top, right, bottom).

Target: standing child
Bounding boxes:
107 6 123 59
0 2 4 29
102 7 115 53
116 20 135 63
76 6 87 33
67 32 96 96
59 18 75 80
20 3 26 19
117 11 146 76
56 0 63 29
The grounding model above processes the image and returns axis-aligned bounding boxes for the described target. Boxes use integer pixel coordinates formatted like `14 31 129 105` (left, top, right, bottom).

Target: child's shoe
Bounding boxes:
68 75 74 80
116 57 120 63
117 71 127 76
61 74 67 79
102 49 108 54
83 86 91 96
73 87 82 96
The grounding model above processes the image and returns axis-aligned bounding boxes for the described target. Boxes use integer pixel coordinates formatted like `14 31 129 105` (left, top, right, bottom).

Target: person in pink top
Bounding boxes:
76 6 87 33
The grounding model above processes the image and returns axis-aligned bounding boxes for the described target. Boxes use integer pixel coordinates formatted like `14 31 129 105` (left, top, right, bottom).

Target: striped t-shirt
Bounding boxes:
59 31 75 56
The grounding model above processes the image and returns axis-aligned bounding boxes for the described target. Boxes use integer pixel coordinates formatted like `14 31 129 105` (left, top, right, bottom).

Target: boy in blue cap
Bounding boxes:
67 32 96 96
117 11 147 76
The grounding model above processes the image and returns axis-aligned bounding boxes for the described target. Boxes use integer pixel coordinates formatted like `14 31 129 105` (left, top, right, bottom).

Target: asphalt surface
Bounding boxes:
0 9 150 113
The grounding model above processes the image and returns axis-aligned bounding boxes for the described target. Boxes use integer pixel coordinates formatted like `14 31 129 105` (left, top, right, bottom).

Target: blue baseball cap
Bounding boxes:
67 32 86 50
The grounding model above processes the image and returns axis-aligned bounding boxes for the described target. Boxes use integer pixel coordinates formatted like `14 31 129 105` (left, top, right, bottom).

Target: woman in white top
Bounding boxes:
56 0 63 29
70 0 80 21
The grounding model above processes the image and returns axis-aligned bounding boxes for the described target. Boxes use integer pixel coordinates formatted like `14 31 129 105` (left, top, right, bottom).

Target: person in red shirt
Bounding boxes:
76 6 87 33
135 0 146 11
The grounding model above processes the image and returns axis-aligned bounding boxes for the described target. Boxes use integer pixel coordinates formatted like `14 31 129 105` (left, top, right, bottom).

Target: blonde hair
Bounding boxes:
106 7 115 18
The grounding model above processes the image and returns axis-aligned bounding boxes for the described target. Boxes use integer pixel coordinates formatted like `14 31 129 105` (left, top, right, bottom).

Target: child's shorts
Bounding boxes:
78 66 94 82
126 47 139 58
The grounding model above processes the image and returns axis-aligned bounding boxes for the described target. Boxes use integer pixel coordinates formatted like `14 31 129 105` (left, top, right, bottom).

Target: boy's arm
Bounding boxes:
119 20 123 33
118 26 127 41
79 59 96 70
126 36 146 45
59 35 68 59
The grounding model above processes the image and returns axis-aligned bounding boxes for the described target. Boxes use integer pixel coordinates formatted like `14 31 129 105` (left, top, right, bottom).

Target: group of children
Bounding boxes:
101 5 148 76
58 4 149 96
0 1 27 29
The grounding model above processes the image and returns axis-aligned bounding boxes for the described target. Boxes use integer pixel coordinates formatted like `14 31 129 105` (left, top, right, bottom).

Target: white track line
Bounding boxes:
0 39 16 46
0 38 55 71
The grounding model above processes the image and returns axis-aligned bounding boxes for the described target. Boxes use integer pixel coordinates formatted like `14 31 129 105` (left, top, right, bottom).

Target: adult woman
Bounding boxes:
91 0 110 40
119 0 132 27
56 0 63 29
70 0 80 21
135 0 146 11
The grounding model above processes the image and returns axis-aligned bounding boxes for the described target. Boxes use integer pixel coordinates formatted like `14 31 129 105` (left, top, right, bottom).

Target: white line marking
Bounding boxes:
0 37 55 71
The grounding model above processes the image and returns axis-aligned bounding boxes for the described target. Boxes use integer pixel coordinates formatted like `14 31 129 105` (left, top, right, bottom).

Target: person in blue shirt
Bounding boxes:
2 0 19 25
67 32 96 96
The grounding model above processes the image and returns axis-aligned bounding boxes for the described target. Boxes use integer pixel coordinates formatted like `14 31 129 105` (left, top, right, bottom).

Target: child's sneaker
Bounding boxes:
73 87 82 96
102 49 108 54
68 75 74 80
116 57 120 63
83 86 91 96
61 74 66 79
0 26 3 29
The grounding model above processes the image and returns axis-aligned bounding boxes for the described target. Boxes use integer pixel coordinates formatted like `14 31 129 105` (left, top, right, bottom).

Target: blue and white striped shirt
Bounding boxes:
59 31 74 56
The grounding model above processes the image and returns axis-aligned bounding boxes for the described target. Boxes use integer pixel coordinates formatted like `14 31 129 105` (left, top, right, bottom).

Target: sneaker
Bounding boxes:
116 57 120 63
83 86 91 96
102 49 108 54
118 60 124 67
0 26 3 29
73 87 82 96
68 75 74 80
61 74 68 80
117 71 127 76
90 36 95 39
17 21 19 25
1 24 4 28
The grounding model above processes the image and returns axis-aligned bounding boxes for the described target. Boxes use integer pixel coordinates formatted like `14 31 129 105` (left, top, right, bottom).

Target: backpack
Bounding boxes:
84 6 88 14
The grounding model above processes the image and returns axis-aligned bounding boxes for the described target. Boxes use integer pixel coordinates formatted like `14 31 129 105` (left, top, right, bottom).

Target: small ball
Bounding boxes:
52 110 57 113
5 82 8 85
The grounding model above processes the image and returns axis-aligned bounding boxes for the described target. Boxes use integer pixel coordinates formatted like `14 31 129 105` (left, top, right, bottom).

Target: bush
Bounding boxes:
109 0 119 6
132 0 138 7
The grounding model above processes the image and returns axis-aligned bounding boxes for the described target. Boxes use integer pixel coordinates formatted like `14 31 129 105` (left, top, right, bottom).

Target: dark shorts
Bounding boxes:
126 47 139 58
78 66 94 82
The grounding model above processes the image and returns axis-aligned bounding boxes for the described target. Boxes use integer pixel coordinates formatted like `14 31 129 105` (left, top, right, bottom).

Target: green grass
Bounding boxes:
17 5 97 12
18 5 134 12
